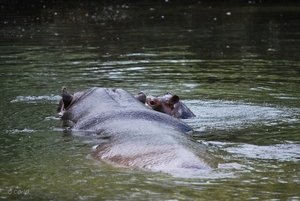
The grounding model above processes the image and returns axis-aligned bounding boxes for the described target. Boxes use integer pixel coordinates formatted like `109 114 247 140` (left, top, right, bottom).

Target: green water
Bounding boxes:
1 1 299 200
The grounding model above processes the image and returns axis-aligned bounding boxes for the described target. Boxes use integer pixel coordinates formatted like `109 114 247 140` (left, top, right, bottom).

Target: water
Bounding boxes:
1 0 300 200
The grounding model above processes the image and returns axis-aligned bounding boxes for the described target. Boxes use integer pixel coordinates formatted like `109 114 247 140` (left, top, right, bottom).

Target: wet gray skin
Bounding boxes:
59 87 217 174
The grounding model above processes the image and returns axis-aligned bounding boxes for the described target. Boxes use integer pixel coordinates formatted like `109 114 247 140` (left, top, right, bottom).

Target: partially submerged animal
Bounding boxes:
58 87 216 175
145 92 196 119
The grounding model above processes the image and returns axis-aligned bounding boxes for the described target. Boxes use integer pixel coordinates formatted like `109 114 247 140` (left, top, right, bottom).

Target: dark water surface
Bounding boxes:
1 0 300 200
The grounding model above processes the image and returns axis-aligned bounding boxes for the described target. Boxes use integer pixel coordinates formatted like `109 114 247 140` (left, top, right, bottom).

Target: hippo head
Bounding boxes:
146 92 195 119
146 92 179 116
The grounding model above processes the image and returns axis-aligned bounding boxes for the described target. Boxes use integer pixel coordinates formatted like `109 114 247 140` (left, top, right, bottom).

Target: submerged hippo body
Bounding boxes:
59 87 216 175
146 92 196 119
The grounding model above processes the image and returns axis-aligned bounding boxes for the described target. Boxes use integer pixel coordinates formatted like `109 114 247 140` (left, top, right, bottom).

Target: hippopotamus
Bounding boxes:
58 87 216 175
144 92 196 119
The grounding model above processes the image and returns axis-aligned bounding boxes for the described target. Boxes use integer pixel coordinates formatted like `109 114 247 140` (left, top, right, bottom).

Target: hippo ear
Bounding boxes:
62 86 73 109
168 95 179 105
134 92 146 104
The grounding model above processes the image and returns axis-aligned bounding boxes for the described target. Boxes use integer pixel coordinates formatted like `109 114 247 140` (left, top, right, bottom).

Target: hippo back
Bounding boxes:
62 87 192 133
60 87 217 175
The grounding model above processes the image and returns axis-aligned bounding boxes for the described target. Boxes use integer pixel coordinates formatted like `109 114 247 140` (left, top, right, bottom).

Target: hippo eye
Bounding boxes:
150 100 155 105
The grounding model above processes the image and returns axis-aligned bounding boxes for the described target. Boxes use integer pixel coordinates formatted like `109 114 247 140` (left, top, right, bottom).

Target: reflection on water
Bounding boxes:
1 0 300 200
218 142 300 162
187 99 300 132
10 95 61 103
